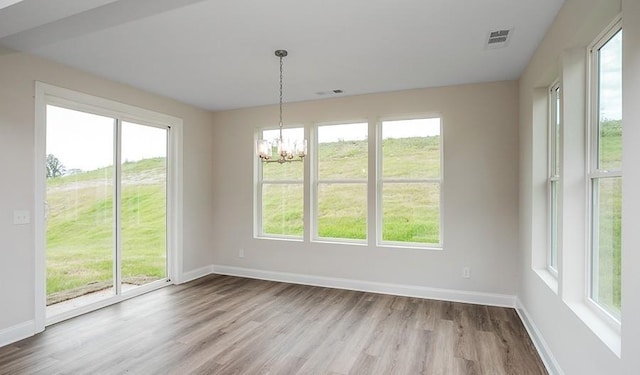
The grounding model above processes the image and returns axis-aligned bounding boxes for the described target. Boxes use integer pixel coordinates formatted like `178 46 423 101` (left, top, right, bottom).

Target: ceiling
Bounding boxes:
0 0 564 111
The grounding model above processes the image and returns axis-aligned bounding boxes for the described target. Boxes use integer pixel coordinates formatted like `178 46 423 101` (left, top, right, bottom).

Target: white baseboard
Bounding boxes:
0 320 34 348
180 265 215 284
211 264 516 308
516 298 563 375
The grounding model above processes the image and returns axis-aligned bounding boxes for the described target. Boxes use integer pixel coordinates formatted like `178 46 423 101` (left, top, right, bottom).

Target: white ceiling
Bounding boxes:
0 0 564 111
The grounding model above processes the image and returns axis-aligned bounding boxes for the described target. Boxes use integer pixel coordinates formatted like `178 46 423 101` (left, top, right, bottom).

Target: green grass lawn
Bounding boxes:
46 157 166 304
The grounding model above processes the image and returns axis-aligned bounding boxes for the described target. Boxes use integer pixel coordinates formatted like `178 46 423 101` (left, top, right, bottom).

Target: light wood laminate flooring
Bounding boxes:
0 275 547 374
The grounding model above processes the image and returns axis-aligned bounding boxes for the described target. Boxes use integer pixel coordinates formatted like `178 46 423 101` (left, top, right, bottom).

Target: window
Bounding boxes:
548 82 561 274
256 127 305 238
588 24 622 319
379 118 442 247
314 122 368 241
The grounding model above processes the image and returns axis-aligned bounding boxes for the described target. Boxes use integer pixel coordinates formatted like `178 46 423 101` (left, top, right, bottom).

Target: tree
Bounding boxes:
46 154 66 178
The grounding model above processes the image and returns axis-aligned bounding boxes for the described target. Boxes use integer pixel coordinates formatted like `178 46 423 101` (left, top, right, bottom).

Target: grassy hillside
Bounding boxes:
46 157 166 304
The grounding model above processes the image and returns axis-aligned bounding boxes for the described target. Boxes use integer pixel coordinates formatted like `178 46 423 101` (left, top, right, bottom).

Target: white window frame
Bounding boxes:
547 81 561 276
34 82 183 331
376 115 444 249
586 18 623 325
312 121 368 244
254 126 305 241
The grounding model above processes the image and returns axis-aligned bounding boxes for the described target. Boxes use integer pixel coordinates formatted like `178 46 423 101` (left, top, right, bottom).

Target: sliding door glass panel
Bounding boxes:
121 122 168 291
45 105 115 311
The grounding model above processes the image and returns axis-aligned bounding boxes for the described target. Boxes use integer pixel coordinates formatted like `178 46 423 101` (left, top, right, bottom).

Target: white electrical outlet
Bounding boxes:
13 210 30 225
238 248 245 258
462 267 471 279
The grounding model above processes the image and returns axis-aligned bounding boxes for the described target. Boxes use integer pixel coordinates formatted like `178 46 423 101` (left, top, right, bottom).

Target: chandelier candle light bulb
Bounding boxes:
256 49 307 164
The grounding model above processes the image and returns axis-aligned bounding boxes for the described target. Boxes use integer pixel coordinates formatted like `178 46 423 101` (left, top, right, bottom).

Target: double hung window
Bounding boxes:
379 118 442 247
588 24 622 319
257 127 305 238
315 122 368 241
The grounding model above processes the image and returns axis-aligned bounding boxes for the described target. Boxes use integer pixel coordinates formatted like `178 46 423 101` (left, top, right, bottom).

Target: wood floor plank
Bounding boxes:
453 303 479 362
0 275 547 375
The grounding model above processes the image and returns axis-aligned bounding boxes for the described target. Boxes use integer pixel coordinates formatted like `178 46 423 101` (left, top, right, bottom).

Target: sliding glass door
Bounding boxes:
45 105 168 318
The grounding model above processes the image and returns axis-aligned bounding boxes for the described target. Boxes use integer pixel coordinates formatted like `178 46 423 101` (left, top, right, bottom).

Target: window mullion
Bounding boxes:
382 178 441 184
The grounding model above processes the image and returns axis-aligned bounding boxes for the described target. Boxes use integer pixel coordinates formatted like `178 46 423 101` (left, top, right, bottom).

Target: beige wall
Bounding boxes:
518 0 640 373
211 81 520 295
0 48 216 331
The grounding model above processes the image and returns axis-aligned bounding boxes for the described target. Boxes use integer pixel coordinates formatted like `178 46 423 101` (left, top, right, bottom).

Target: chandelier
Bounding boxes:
256 50 307 163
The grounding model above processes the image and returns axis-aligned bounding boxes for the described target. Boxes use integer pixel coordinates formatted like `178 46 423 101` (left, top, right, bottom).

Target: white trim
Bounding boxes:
168 120 184 284
211 265 516 308
589 170 622 179
261 179 306 184
534 268 559 294
0 0 25 11
311 238 368 246
253 128 262 239
310 123 319 241
565 300 621 357
180 265 215 284
547 80 561 276
46 279 172 326
34 81 183 323
315 178 368 184
0 321 35 348
253 235 304 242
515 299 564 375
33 83 47 334
114 120 122 296
43 86 181 128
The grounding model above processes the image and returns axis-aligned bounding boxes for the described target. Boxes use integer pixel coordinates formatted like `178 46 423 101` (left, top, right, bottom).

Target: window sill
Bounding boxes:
377 242 443 251
312 238 368 246
254 235 303 242
565 300 621 357
534 268 558 294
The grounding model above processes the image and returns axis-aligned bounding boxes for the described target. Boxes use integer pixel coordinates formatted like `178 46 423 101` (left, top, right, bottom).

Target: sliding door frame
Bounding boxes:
34 82 183 332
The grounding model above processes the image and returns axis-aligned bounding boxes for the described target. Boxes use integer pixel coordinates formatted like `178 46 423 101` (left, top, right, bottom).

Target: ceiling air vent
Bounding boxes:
486 28 513 49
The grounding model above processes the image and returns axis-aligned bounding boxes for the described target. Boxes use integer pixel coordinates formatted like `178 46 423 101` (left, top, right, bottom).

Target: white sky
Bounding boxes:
599 29 622 121
382 118 440 139
46 105 166 172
